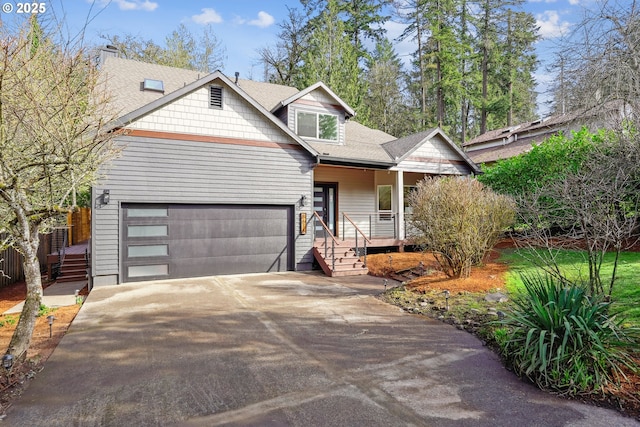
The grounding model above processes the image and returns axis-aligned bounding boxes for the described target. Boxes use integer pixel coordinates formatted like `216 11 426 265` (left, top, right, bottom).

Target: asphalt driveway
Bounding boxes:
6 272 639 426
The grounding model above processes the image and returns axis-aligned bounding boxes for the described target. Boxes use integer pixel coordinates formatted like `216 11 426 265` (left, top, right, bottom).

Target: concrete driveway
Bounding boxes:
6 272 639 426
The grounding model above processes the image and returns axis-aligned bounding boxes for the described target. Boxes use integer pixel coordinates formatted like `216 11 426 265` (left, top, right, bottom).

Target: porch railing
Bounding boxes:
339 212 397 240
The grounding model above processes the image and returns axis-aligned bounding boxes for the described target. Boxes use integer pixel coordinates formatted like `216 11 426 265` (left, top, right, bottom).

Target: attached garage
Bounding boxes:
121 204 294 282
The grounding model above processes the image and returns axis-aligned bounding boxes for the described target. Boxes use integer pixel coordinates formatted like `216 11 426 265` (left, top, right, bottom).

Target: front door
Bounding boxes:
314 183 337 238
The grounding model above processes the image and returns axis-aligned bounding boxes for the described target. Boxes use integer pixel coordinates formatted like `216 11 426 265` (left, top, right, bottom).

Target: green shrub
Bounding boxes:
0 316 16 327
499 273 638 395
37 304 53 317
478 127 603 198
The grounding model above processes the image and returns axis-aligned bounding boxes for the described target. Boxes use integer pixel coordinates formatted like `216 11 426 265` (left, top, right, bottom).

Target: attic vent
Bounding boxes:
142 78 164 93
209 85 223 109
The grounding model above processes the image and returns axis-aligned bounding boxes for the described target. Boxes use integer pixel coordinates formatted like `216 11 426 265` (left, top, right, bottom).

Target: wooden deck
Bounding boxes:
315 238 408 249
52 241 89 255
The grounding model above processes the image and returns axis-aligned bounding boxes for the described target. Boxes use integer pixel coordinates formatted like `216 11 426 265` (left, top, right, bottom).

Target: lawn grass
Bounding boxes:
498 248 640 326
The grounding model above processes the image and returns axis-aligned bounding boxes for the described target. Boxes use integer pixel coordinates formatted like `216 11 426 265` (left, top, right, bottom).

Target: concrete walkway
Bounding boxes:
3 280 87 314
5 272 639 426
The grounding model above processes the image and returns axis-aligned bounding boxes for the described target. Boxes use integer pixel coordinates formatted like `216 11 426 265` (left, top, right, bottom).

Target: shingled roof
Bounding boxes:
100 56 396 165
99 56 478 171
463 101 631 164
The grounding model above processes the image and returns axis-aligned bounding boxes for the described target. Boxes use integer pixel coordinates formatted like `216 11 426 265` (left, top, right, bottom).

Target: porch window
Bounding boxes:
377 185 392 221
296 110 338 141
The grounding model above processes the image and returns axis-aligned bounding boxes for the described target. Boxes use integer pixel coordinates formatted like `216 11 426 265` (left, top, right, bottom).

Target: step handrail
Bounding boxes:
313 211 338 271
313 212 340 245
342 212 370 267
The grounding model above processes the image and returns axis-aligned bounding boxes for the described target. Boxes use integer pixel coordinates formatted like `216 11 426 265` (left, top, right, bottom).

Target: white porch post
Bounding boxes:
396 169 405 240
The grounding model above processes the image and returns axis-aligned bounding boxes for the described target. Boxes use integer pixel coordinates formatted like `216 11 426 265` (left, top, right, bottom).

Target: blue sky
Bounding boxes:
9 0 591 116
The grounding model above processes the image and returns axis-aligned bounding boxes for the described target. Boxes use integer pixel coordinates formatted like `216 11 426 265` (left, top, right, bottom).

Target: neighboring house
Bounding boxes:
463 101 632 165
91 55 480 285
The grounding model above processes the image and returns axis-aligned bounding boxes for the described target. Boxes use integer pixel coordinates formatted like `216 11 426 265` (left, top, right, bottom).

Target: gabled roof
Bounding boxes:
100 57 479 173
383 128 481 174
235 79 300 111
463 101 632 164
101 56 204 117
271 81 356 118
465 136 542 164
101 57 318 158
310 121 396 167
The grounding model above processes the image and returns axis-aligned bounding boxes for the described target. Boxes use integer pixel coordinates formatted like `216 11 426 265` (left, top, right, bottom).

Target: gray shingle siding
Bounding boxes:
92 135 315 284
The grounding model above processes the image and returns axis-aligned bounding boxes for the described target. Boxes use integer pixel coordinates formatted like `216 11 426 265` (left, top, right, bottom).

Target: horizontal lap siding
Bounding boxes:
314 166 374 238
93 136 314 281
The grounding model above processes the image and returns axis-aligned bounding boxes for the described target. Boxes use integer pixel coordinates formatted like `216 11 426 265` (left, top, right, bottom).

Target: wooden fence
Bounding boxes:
0 228 70 288
68 207 91 245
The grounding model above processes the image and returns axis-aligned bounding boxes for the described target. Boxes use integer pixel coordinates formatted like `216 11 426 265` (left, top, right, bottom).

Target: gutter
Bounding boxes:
318 156 395 169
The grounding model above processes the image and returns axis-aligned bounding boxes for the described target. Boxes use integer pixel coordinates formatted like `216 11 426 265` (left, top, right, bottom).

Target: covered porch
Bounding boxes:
309 128 481 277
313 165 424 244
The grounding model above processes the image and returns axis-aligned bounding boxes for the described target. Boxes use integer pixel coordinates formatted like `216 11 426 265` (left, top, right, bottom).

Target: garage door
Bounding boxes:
122 204 293 282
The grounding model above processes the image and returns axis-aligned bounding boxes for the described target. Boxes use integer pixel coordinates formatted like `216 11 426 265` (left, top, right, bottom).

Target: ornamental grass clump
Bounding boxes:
499 273 638 395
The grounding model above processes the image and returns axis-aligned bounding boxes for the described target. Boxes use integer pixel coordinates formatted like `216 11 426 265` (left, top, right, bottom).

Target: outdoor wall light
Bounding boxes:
2 354 13 371
300 194 307 207
101 189 110 205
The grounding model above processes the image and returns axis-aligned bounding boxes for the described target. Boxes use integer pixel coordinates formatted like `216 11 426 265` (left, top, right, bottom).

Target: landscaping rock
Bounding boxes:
485 292 509 303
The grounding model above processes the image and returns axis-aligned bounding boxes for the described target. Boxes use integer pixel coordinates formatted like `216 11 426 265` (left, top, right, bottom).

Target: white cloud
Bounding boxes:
192 8 223 25
248 11 274 28
232 15 246 25
536 10 571 39
107 0 158 11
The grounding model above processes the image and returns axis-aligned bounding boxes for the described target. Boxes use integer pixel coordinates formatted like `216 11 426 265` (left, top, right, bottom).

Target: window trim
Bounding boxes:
377 184 393 221
295 109 339 142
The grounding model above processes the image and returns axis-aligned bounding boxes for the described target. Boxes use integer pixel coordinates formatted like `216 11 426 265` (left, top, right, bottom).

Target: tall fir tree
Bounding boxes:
299 0 367 117
364 38 409 136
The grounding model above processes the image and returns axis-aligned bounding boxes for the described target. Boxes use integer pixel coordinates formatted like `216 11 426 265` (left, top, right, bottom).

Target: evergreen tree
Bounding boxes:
364 38 408 135
396 0 430 129
474 0 537 134
299 0 366 116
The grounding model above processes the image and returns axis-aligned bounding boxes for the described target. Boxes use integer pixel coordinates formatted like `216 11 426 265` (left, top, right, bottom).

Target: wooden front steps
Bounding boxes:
313 240 368 277
56 253 89 283
46 242 90 283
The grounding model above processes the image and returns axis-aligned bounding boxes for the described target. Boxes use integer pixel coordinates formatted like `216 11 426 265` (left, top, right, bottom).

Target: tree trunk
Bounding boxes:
480 1 490 134
7 235 43 362
417 22 426 129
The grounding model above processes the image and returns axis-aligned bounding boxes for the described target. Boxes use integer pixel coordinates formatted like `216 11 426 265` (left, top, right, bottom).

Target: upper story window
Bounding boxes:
296 110 338 141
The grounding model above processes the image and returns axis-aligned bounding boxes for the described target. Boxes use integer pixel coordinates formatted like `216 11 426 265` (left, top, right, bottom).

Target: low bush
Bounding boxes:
408 177 516 278
499 273 638 395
